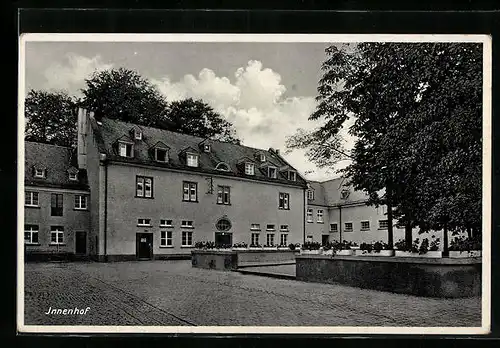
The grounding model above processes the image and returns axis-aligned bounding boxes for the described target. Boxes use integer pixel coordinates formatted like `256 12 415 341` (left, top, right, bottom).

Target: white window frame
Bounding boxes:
119 141 133 158
181 231 194 247
181 220 194 229
379 220 389 230
68 172 78 181
278 192 290 210
136 176 153 198
266 224 276 231
259 153 266 162
268 166 277 179
137 218 152 227
217 185 231 205
245 162 255 175
160 219 173 227
134 129 142 140
203 144 211 153
288 171 297 181
361 220 370 231
186 153 199 167
215 162 230 172
266 233 275 246
251 233 260 245
24 225 39 244
306 209 313 222
25 191 39 207
280 233 288 246
34 168 45 178
250 224 261 231
317 209 324 223
183 182 198 202
74 195 87 210
330 223 338 233
50 226 64 245
280 225 289 231
160 230 173 247
307 190 314 200
155 148 168 162
344 222 353 232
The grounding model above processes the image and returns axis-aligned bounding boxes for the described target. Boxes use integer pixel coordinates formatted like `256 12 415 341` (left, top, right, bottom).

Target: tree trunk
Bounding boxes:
443 222 449 256
405 223 413 249
467 226 472 239
387 199 394 248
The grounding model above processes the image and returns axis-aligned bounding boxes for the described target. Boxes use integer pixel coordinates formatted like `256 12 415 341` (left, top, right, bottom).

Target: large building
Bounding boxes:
23 109 447 262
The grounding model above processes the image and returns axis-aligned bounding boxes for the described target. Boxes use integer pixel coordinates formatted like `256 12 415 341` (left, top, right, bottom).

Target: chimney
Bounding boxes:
275 148 280 155
77 108 89 169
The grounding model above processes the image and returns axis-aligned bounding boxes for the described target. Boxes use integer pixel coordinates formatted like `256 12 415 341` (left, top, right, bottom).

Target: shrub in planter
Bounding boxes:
288 243 296 251
357 241 394 256
449 236 482 258
395 237 442 258
301 241 321 251
249 243 262 249
232 242 248 249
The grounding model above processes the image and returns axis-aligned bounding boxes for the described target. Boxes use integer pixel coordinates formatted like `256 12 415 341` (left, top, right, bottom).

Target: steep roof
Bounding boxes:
90 117 308 188
307 176 371 206
24 141 89 190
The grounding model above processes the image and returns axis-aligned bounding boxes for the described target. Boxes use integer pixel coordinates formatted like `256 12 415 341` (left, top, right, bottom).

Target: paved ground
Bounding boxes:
24 260 481 327
237 264 296 278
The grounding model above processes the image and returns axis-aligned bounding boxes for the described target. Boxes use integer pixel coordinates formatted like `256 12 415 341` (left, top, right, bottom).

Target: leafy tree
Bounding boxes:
160 98 240 144
81 68 169 126
24 90 78 147
286 42 482 249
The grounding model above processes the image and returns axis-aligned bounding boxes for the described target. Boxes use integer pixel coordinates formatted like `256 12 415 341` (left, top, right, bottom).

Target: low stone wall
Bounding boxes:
191 249 298 271
296 255 482 298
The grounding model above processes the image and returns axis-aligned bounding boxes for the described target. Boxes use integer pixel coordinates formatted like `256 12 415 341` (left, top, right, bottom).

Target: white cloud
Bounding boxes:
43 53 113 93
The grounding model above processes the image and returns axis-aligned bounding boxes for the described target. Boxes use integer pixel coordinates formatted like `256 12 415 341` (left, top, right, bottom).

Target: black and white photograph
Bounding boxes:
17 34 491 334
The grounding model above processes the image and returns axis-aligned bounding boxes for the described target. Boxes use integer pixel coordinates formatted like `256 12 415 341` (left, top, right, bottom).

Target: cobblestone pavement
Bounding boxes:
24 260 481 327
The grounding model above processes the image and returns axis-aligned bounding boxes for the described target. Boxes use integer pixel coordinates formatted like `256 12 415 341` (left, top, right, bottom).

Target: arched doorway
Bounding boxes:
214 217 232 246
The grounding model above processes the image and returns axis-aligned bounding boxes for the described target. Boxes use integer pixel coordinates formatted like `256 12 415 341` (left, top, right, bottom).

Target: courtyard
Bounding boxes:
23 260 481 327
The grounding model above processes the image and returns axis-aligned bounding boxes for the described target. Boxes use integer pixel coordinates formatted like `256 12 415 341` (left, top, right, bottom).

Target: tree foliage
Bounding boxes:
25 68 240 145
286 42 482 245
24 90 78 147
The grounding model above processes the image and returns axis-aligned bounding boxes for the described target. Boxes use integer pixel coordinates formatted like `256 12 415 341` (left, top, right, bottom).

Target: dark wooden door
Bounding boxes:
215 232 232 246
136 233 153 260
322 234 330 246
75 231 87 254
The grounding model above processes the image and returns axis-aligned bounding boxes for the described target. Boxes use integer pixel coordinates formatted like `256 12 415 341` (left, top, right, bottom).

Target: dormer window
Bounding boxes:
155 148 168 162
118 142 133 158
215 162 230 172
259 153 266 162
268 166 277 179
203 144 211 153
245 162 255 175
288 171 297 181
134 130 142 140
34 168 45 178
340 189 350 200
186 153 199 167
69 173 77 181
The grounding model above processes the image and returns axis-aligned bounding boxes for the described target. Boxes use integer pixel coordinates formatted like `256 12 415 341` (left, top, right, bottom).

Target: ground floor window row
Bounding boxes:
159 231 194 247
24 225 65 245
250 232 289 246
329 220 389 233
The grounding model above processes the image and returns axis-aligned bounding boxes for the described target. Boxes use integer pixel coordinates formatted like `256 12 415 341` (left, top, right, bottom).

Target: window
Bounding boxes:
379 220 388 230
306 209 313 222
160 231 173 247
340 189 350 200
306 235 313 243
251 233 260 245
268 167 277 178
137 218 151 226
259 154 266 162
74 195 87 210
288 171 297 181
160 219 173 227
182 182 198 202
216 163 230 172
50 193 63 216
155 148 168 162
34 168 45 178
266 233 275 246
361 221 370 231
217 186 231 205
50 226 64 244
119 142 133 157
182 231 193 247
25 191 39 207
69 173 77 181
245 162 255 175
280 225 289 231
134 130 142 140
280 234 288 246
181 220 194 228
24 225 39 244
344 222 353 232
266 224 276 231
317 209 324 223
307 190 314 200
203 144 211 153
216 218 232 231
186 153 198 167
278 192 290 210
136 176 153 198
330 223 338 233
250 224 260 231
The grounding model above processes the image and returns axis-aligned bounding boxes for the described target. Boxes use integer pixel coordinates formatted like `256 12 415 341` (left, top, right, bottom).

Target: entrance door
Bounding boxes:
75 231 87 254
322 234 330 246
136 233 153 260
215 232 233 246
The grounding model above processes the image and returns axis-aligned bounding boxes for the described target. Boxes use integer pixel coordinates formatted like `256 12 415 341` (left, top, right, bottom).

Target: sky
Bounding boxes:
24 41 355 181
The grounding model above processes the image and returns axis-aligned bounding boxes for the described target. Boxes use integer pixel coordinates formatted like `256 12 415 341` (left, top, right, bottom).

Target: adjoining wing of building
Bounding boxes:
24 109 431 262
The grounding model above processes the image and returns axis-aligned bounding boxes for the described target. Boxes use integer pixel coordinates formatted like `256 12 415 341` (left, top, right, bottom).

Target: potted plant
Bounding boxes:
356 241 394 256
449 236 482 258
300 241 321 255
232 242 248 251
335 240 356 256
395 237 442 258
322 242 334 255
426 236 442 258
249 243 263 250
